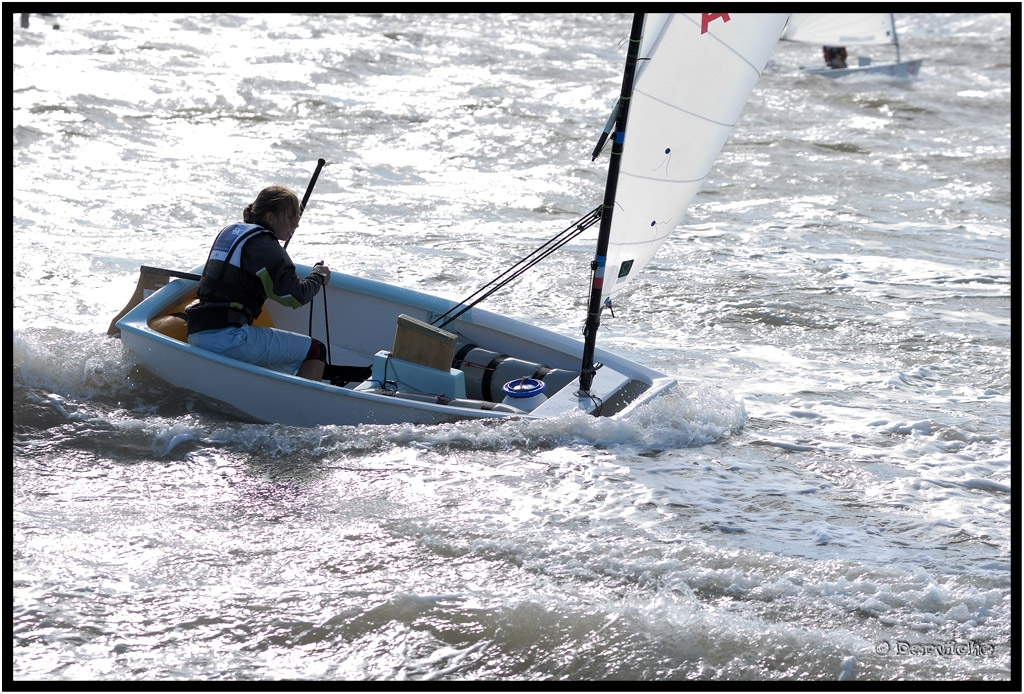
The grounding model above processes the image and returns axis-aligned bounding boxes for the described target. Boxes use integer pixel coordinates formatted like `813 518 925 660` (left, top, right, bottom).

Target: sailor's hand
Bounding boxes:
312 262 331 286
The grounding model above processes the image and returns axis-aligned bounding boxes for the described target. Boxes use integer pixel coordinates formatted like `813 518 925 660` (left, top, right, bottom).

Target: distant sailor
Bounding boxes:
185 185 331 381
823 45 848 69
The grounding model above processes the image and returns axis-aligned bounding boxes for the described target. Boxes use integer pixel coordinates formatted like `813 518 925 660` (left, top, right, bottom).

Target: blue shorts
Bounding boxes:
187 325 311 375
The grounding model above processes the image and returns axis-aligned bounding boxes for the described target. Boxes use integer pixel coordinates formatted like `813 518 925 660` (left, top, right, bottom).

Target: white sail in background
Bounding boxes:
600 13 790 301
781 13 896 47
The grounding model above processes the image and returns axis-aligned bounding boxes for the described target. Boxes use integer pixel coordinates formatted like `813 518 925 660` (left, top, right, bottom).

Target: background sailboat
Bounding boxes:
780 13 923 78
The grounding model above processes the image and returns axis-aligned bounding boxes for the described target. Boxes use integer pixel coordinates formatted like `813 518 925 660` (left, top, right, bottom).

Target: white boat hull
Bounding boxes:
116 264 675 426
800 58 923 79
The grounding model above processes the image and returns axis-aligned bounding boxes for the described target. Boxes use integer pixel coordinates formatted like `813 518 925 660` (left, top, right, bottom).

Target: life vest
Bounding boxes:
186 223 274 334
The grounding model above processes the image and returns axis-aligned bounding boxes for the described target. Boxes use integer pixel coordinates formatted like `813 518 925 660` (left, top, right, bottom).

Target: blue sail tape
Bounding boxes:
592 254 606 289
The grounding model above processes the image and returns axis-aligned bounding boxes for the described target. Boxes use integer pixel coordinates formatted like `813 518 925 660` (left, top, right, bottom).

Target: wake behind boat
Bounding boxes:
781 13 923 79
110 13 791 427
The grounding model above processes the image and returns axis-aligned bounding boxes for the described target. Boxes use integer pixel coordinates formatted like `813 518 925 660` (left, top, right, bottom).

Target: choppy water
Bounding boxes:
12 12 1013 682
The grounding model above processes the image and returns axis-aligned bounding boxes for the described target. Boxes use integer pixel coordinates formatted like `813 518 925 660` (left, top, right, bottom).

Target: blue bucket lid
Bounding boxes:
502 377 546 398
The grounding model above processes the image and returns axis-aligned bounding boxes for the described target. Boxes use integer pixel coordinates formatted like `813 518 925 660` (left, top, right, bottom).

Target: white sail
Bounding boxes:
780 13 896 47
600 13 790 301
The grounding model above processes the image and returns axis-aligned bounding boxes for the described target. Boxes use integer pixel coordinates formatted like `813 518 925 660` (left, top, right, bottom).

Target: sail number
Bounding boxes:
701 13 730 34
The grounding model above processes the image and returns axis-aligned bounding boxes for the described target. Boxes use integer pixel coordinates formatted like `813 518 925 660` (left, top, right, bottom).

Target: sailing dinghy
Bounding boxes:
111 13 790 427
781 13 923 78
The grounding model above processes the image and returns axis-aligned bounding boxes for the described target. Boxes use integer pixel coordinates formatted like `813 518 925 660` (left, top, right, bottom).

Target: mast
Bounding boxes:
890 13 901 63
579 13 645 393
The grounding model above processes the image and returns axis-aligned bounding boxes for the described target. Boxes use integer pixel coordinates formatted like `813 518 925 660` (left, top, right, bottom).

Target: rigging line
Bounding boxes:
435 228 585 330
437 243 581 329
433 208 602 327
307 281 332 366
478 207 600 289
432 207 602 329
434 241 575 329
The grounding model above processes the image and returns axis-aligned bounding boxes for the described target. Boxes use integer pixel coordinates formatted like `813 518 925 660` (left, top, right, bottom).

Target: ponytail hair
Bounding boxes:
243 185 300 225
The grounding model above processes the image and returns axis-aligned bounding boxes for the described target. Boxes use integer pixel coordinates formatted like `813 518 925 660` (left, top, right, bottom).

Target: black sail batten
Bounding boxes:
590 104 618 162
578 13 646 393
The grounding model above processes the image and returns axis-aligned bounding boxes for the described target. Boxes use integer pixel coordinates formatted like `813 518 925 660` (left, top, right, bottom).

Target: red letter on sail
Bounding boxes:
701 13 730 35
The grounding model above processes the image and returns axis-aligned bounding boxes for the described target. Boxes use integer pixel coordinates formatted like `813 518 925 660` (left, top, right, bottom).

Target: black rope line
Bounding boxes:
573 387 604 416
309 279 332 367
432 206 602 330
